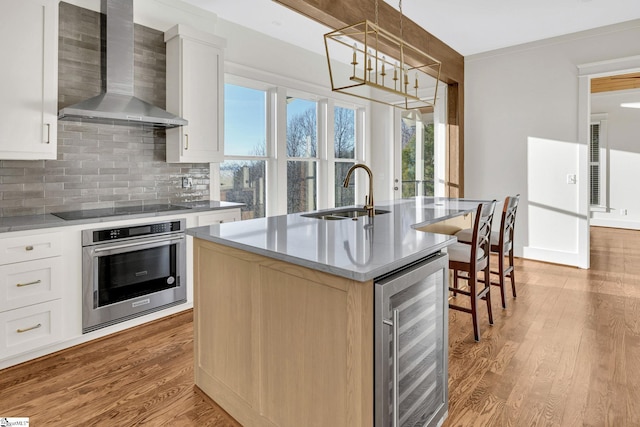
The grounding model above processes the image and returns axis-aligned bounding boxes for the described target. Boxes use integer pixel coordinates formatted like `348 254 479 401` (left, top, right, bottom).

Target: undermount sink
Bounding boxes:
302 208 390 220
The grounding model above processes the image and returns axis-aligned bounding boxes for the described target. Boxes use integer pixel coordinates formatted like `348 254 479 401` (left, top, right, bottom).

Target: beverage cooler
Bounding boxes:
374 252 449 427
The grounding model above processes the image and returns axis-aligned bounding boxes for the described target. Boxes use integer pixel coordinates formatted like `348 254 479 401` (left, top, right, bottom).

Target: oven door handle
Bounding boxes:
92 235 185 253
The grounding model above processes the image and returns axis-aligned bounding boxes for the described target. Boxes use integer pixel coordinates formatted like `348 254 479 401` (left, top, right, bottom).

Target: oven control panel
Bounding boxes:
88 220 184 243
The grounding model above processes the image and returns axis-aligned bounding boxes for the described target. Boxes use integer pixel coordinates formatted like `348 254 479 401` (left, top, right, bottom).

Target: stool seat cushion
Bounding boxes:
454 228 473 243
448 242 485 263
455 228 500 246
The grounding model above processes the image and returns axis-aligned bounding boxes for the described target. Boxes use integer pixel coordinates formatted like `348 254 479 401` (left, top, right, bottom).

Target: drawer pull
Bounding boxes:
25 245 34 251
17 279 42 287
17 323 42 333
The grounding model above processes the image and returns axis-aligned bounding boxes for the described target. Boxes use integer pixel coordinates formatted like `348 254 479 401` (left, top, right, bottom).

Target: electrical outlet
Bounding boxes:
182 177 193 189
566 174 577 184
621 208 628 216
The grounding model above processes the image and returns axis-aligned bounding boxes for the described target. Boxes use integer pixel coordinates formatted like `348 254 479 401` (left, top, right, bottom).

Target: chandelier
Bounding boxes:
324 0 441 110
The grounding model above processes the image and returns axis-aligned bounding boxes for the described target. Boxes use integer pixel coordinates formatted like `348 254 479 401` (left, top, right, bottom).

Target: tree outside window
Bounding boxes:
335 106 356 207
287 99 317 214
401 114 435 198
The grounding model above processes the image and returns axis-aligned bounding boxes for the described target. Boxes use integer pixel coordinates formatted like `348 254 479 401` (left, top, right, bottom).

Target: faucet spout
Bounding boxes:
343 163 375 217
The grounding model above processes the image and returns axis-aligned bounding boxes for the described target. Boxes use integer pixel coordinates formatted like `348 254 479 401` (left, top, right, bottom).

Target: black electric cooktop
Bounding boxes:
51 203 192 221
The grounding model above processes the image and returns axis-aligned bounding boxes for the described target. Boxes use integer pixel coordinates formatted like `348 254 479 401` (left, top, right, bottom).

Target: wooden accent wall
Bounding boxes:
273 0 466 196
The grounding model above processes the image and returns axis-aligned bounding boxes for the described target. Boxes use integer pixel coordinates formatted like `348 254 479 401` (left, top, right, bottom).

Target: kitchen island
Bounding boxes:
187 197 480 427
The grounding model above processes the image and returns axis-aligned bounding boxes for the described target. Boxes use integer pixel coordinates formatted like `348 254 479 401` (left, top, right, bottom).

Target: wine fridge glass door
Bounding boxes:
374 253 449 427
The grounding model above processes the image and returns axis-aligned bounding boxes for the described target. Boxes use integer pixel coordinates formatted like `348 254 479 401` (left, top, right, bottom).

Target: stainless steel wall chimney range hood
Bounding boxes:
58 0 187 128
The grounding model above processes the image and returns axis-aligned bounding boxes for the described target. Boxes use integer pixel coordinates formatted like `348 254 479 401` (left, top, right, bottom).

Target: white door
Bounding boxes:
393 85 447 199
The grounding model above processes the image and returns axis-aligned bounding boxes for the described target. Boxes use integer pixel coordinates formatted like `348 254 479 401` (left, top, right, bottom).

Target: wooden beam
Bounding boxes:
591 72 640 93
447 83 463 197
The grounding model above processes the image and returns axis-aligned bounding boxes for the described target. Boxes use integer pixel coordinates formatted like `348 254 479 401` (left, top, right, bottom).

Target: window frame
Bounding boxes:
221 73 367 218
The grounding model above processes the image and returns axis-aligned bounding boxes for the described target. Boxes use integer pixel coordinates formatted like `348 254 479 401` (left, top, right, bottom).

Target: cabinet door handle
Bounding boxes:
25 245 34 251
17 279 42 287
184 134 189 150
17 323 42 333
45 123 51 144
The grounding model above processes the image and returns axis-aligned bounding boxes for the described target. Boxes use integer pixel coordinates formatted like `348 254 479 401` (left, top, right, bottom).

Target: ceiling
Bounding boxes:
181 0 640 56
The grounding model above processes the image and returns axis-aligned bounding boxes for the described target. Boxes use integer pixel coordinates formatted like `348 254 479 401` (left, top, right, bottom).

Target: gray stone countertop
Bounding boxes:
0 201 243 233
187 197 485 282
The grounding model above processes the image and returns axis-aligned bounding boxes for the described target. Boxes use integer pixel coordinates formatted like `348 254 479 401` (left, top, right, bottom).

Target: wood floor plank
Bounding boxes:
1 225 639 425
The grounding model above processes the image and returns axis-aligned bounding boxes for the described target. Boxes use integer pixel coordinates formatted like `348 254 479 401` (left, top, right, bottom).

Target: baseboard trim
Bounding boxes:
522 246 585 269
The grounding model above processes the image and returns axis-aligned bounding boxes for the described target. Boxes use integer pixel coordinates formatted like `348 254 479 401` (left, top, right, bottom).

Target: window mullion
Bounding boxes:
415 117 424 197
272 86 288 216
320 99 332 209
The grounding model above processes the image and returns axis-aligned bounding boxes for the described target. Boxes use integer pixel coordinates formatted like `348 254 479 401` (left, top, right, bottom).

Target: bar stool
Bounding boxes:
448 200 496 342
455 195 520 309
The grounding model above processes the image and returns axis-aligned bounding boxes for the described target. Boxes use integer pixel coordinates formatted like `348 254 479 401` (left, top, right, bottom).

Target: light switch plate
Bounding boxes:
566 174 577 184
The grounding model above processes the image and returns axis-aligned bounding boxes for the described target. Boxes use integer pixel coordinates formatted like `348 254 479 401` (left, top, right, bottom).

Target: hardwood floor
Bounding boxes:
1 226 639 426
0 310 240 426
444 226 640 426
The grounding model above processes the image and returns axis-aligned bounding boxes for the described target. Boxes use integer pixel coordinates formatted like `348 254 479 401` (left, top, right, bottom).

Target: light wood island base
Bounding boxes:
193 238 374 427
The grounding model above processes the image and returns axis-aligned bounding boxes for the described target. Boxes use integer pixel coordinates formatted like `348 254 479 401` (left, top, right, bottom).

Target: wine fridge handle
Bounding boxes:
384 309 400 427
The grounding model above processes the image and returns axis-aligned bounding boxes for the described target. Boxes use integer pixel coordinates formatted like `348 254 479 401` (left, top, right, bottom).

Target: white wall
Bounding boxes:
591 89 640 229
465 19 640 266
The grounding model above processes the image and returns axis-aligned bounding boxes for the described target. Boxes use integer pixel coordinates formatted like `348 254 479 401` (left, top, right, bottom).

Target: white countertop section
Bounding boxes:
188 197 483 281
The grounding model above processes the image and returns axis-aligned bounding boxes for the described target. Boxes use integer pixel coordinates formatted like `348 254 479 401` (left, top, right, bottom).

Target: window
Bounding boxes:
590 114 608 209
222 79 365 218
222 84 267 220
589 123 600 206
286 97 317 213
334 106 357 207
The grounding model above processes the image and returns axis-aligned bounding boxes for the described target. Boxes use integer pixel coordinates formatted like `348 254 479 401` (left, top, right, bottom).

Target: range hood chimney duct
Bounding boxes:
58 0 187 128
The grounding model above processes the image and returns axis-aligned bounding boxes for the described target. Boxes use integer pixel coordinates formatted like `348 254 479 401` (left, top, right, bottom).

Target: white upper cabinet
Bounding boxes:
165 25 226 163
0 0 58 160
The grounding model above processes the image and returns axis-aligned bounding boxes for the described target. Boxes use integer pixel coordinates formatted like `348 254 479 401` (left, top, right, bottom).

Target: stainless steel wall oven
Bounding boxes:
82 219 187 333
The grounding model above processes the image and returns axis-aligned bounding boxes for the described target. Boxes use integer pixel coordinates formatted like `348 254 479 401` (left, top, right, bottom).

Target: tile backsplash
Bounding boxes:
0 2 209 217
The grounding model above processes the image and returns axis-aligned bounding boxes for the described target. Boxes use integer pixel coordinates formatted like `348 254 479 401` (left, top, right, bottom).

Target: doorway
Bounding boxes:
393 86 447 199
577 56 640 269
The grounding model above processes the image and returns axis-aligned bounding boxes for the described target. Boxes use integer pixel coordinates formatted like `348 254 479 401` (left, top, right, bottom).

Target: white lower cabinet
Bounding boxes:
0 257 62 312
0 231 64 360
0 209 242 367
0 299 63 358
0 231 62 264
197 209 241 226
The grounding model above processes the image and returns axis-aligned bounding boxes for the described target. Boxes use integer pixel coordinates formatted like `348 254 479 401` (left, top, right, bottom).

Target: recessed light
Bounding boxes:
621 102 640 109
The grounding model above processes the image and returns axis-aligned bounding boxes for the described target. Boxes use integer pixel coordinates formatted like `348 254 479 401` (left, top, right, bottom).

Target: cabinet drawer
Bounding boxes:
0 232 62 264
0 257 62 312
0 299 63 359
197 210 240 226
